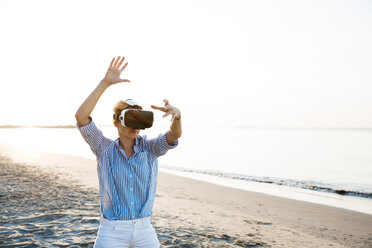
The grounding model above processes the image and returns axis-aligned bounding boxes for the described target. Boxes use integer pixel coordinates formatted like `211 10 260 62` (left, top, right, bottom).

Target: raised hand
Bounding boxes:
102 56 130 85
151 99 181 121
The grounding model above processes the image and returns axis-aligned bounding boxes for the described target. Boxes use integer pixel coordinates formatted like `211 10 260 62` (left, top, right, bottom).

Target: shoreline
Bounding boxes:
159 168 372 216
1 141 371 216
156 171 372 247
1 144 372 247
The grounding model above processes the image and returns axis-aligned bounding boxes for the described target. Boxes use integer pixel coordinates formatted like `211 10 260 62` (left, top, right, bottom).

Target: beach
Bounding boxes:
155 173 372 247
1 0 372 246
1 146 372 247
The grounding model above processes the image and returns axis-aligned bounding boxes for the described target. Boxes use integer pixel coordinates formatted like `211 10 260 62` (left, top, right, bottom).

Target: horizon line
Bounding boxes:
1 124 372 130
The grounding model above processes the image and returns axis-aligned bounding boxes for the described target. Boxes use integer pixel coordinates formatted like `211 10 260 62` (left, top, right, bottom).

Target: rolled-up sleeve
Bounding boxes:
76 119 112 157
145 133 178 157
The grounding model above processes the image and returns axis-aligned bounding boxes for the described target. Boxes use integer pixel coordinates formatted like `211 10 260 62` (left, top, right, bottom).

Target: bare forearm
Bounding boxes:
166 117 182 144
75 80 110 126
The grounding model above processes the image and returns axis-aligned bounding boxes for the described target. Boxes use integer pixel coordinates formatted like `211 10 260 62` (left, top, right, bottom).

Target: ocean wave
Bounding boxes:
160 166 372 199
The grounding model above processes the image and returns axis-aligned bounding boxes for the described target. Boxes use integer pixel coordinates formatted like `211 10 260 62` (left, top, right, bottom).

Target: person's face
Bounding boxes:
115 121 140 140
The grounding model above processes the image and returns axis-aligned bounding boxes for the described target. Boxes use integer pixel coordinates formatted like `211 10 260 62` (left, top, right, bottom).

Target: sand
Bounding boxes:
0 159 100 247
1 144 371 247
155 173 372 247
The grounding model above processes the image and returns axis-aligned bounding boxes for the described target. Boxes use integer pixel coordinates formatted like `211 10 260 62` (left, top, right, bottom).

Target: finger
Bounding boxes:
162 112 171 118
151 105 167 112
119 79 131 83
117 56 125 68
109 58 115 68
120 62 128 72
151 105 165 111
113 56 121 67
163 99 169 106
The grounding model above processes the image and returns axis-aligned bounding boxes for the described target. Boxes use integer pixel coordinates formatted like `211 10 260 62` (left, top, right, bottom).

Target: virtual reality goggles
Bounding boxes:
115 100 154 130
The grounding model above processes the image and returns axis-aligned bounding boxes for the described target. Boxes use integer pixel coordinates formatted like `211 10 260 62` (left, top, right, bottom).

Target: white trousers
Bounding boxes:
94 215 160 248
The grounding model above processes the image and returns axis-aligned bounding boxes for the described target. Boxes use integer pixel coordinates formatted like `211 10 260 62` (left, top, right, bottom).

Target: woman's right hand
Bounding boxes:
102 56 130 85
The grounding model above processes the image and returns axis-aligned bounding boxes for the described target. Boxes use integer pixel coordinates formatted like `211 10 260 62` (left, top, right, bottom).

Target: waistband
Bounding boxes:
100 214 152 226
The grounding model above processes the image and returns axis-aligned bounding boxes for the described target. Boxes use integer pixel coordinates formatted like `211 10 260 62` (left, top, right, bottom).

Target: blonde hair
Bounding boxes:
112 99 142 123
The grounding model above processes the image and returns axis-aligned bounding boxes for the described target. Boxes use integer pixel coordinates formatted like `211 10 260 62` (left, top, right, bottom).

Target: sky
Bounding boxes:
0 0 371 128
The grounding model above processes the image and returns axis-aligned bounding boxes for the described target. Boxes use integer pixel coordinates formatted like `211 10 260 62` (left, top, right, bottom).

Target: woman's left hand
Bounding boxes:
151 99 181 121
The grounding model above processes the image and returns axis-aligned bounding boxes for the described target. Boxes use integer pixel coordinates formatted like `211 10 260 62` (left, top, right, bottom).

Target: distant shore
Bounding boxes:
0 125 75 129
2 125 372 130
1 144 371 247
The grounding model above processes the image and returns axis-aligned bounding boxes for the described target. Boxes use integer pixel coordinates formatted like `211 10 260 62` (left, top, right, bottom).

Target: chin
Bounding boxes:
129 131 139 138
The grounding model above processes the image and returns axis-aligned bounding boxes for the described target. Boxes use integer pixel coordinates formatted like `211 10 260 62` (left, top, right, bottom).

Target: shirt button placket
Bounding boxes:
130 173 134 219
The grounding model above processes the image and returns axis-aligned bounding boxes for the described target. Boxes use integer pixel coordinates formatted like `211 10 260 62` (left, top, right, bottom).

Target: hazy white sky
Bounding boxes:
0 0 371 127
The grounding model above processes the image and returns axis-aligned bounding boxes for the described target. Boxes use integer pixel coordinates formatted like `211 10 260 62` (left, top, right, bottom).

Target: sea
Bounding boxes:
0 125 372 215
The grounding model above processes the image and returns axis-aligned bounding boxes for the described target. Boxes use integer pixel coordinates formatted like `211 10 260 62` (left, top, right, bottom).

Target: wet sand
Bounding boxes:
155 173 372 247
0 157 100 247
1 145 372 247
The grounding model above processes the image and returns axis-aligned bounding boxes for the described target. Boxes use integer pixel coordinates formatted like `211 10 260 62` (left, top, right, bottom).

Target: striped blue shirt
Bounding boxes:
77 119 178 220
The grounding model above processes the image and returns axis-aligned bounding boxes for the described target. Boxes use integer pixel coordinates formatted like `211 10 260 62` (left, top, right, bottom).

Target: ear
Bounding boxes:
113 120 119 128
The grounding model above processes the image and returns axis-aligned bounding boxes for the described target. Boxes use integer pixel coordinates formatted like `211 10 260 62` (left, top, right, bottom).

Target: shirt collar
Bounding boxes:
114 136 141 155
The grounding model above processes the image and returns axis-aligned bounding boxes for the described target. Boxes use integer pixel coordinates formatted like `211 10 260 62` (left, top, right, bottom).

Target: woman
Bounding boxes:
75 56 182 247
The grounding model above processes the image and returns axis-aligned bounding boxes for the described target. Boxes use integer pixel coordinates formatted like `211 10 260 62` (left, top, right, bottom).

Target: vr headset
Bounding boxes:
115 100 154 130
